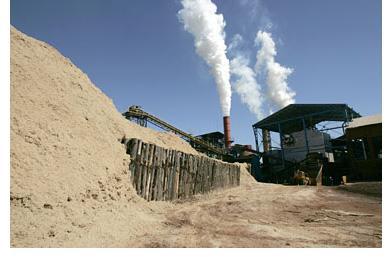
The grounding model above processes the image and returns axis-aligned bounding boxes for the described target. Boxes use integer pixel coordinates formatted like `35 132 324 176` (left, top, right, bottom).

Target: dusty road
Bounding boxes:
129 180 382 247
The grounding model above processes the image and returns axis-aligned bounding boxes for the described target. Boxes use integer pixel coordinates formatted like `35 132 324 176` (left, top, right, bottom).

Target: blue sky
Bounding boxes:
11 0 381 147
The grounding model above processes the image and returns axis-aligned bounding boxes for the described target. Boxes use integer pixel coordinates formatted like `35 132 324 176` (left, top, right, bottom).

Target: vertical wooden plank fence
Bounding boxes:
124 138 241 201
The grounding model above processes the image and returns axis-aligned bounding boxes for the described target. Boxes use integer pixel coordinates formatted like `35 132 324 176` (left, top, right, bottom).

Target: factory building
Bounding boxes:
123 104 381 185
345 114 382 181
251 104 365 184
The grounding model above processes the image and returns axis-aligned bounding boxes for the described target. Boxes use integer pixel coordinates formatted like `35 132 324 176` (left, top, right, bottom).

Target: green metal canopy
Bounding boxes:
252 104 361 134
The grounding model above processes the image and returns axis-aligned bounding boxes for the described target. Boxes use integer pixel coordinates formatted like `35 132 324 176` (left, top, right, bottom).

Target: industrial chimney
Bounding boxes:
223 116 231 149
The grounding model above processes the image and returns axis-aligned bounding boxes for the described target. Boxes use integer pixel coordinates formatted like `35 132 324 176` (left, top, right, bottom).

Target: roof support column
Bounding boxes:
278 123 285 167
302 118 310 155
253 127 260 152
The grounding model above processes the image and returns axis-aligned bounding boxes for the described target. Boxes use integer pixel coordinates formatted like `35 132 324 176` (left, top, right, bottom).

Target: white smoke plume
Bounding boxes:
228 34 244 52
229 34 264 120
178 0 232 116
254 31 295 110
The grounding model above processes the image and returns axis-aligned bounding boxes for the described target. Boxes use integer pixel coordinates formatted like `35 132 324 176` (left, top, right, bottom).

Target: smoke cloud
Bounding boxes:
254 31 295 110
178 0 232 116
229 34 264 120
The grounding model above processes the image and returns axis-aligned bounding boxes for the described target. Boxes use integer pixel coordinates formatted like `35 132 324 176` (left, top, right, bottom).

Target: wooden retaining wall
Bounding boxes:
123 138 240 201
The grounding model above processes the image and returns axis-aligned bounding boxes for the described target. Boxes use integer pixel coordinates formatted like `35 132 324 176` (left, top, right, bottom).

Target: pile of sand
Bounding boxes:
10 26 203 247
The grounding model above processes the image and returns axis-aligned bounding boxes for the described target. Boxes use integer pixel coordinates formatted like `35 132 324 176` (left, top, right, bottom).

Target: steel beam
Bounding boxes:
302 118 309 154
253 127 260 152
278 123 285 168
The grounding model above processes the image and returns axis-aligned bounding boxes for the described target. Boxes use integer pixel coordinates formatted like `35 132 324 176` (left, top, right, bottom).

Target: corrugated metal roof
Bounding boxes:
253 104 361 133
347 114 382 129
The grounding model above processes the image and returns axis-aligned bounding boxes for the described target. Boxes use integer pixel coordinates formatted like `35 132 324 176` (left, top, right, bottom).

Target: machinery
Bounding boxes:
252 103 361 184
122 106 230 159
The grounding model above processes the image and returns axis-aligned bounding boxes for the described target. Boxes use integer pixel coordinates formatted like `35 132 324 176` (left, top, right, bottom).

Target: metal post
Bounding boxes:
342 108 350 134
345 108 349 122
253 127 260 152
360 139 367 160
278 123 285 168
342 121 347 134
302 118 309 154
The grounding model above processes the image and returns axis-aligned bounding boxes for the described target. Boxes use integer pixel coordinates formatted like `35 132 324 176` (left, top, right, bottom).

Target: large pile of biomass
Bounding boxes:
10 26 199 247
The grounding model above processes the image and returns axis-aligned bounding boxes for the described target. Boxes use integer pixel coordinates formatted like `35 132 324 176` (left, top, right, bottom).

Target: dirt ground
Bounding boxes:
129 179 382 248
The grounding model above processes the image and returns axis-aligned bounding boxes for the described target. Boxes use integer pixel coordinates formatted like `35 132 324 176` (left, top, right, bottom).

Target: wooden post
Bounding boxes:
213 162 217 190
204 158 209 193
141 143 151 198
179 153 184 199
203 157 207 193
202 157 206 193
183 153 189 198
215 163 220 189
220 163 224 188
221 163 225 188
131 139 141 189
227 164 230 187
202 158 208 193
128 139 139 186
228 164 232 187
182 153 188 198
207 159 213 192
173 151 180 199
152 146 160 200
136 142 146 195
223 163 225 187
165 150 171 200
237 165 241 186
124 138 132 153
161 149 168 200
157 146 165 200
169 150 176 200
183 154 190 198
187 154 194 198
191 156 197 195
145 144 155 201
196 157 202 195
210 161 216 191
157 146 163 200
164 150 171 200
193 156 199 195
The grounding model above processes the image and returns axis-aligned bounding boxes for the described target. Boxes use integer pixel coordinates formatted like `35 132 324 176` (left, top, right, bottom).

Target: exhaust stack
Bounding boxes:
223 116 231 149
